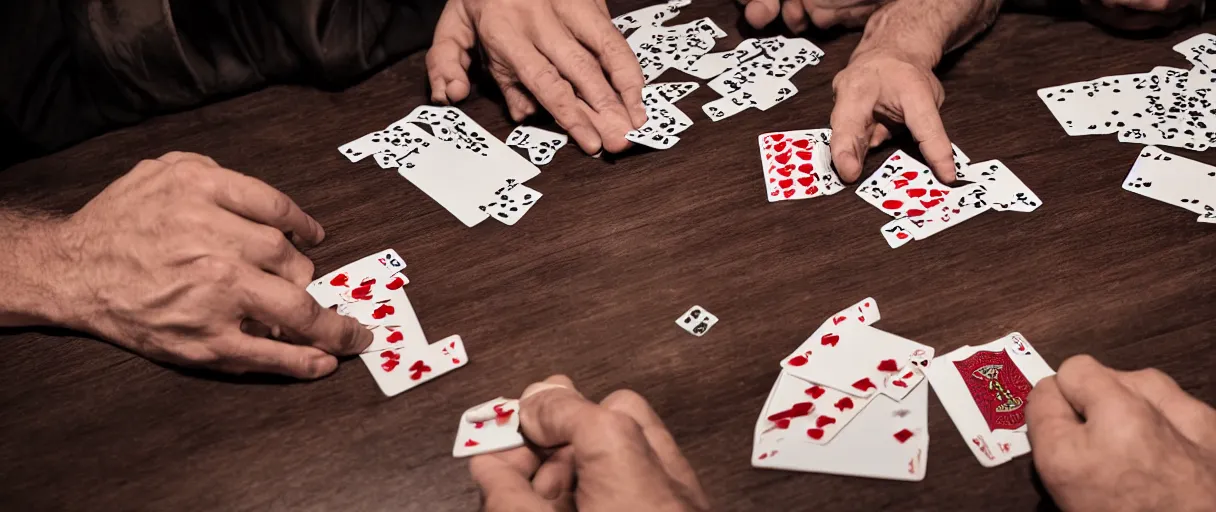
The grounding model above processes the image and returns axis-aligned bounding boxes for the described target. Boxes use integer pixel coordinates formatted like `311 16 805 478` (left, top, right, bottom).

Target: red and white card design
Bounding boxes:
753 372 929 481
360 334 468 397
782 323 932 399
757 129 843 202
307 249 407 308
855 151 952 219
757 371 874 446
926 332 1054 467
452 397 525 458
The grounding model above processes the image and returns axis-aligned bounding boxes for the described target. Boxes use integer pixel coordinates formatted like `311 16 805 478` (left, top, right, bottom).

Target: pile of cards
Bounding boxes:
858 147 1041 248
338 106 544 227
617 1 726 84
626 82 699 150
306 249 469 397
1123 145 1216 223
692 36 824 121
452 397 524 458
1038 33 1216 150
757 128 844 201
752 298 933 481
926 333 1054 467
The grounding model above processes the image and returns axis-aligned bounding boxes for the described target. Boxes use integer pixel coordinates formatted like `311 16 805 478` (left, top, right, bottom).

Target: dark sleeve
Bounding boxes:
0 0 448 168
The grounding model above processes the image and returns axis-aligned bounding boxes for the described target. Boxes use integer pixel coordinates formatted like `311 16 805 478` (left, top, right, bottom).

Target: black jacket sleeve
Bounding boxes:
0 0 447 168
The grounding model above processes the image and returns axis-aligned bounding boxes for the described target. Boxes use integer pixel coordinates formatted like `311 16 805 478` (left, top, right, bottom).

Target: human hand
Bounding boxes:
470 375 710 511
426 0 646 154
738 0 887 32
1027 355 1216 511
50 152 371 379
829 48 955 183
1079 0 1199 31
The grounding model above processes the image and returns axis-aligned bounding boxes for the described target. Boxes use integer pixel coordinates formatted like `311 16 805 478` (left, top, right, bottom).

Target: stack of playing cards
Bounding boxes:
617 1 725 84
858 147 1041 249
1123 145 1216 223
306 249 469 397
1038 33 1216 150
626 82 699 150
757 128 844 201
926 333 1055 467
452 397 524 458
338 106 545 227
693 36 823 121
752 298 933 481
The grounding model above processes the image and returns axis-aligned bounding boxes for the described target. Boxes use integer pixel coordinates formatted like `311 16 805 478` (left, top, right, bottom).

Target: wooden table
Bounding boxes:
2 3 1213 510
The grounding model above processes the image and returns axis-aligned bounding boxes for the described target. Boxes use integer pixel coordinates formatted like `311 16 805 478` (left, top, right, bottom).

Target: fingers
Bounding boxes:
501 81 539 122
899 88 955 183
236 218 315 287
469 448 552 512
743 0 781 28
207 169 325 247
600 390 709 509
216 334 339 379
869 124 891 148
561 2 647 128
491 33 602 154
427 1 477 104
1026 376 1084 450
237 271 372 355
157 151 219 167
532 15 633 152
1054 354 1139 422
829 74 880 183
531 446 576 503
1115 368 1216 449
782 0 809 33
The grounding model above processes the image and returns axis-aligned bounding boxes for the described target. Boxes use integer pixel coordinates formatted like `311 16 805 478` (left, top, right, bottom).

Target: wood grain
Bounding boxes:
1 4 1213 511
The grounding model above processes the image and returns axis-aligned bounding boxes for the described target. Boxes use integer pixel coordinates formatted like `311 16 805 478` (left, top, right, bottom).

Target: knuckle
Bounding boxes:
195 258 243 289
587 409 644 442
1058 354 1100 377
267 192 296 222
601 389 650 411
1131 367 1175 388
295 355 327 379
530 64 567 90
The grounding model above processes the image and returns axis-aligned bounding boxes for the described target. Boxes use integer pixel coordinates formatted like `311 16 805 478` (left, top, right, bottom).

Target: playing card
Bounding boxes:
1174 33 1216 71
480 181 543 226
506 126 568 165
880 218 917 249
757 129 841 201
336 287 420 328
643 82 699 105
612 0 691 33
855 151 951 219
782 323 933 399
626 94 693 149
951 143 970 172
955 160 1042 212
927 332 1054 467
757 371 877 446
361 334 469 397
753 376 929 481
1123 145 1216 217
904 183 993 240
363 324 427 355
308 249 407 308
452 397 525 458
676 305 718 336
778 297 883 384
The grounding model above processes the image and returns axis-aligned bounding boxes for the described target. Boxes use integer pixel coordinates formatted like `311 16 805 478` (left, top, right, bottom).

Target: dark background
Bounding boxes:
1 2 1213 510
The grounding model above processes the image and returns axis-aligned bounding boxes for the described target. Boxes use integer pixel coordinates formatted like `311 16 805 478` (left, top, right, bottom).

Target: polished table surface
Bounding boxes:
1 2 1214 510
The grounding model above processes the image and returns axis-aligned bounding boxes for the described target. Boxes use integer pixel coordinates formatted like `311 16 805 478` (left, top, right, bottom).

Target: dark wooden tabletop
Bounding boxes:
2 2 1214 510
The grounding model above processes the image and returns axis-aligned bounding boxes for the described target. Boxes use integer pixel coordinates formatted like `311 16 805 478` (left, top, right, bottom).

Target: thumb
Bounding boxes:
519 375 601 448
427 1 477 104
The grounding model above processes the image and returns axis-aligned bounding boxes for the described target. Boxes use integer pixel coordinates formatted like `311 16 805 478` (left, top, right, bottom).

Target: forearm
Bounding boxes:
853 0 1004 69
0 210 72 327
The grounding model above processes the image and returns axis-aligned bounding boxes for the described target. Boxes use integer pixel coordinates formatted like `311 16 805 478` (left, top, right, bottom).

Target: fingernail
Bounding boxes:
521 382 568 400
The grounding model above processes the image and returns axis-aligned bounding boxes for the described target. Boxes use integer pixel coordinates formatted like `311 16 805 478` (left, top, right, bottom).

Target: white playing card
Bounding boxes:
480 182 543 226
676 305 718 336
452 397 525 458
337 288 420 328
956 160 1042 212
307 249 407 308
926 333 1054 467
361 334 469 397
753 376 929 481
506 126 568 166
880 218 917 248
905 183 993 240
1123 145 1216 216
782 323 934 399
643 82 700 104
757 129 837 201
779 297 881 374
757 371 876 446
363 324 427 355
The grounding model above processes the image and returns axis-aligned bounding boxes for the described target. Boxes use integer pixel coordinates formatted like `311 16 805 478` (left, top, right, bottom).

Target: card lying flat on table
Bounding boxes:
757 128 842 201
453 397 525 458
1123 145 1216 223
927 332 1054 468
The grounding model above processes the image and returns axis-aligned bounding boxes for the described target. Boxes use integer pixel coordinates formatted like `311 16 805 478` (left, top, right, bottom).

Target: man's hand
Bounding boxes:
1079 0 1199 31
45 152 371 378
1027 355 1216 511
738 0 887 32
471 375 711 511
829 48 955 183
426 0 646 155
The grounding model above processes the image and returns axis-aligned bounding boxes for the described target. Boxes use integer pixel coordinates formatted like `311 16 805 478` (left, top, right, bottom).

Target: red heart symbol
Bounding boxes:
775 152 791 165
821 334 840 347
806 185 819 194
852 378 877 392
372 303 395 319
906 209 927 218
906 188 927 198
464 439 479 447
834 397 854 411
798 163 814 174
778 179 793 189
806 385 826 399
881 199 904 210
893 429 914 443
891 155 901 161
900 171 919 180
381 351 400 360
795 151 813 160
350 284 373 301
929 189 945 197
770 189 780 197
329 273 349 287
783 189 795 198
386 331 404 343
792 139 810 149
832 315 846 325
776 166 793 178
797 177 814 187
816 415 837 428
903 371 915 379
896 233 909 240
806 428 825 440
892 179 909 189
474 422 485 429
381 359 399 372
921 198 944 208
770 134 785 141
877 359 899 372
788 354 809 367
386 276 405 290
892 380 908 388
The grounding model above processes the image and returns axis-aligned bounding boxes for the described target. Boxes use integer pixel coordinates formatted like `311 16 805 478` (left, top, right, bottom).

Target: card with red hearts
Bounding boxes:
307 249 407 308
453 397 525 458
360 334 469 397
783 323 933 399
757 371 875 446
856 151 953 219
926 333 1054 467
757 129 842 202
780 297 881 373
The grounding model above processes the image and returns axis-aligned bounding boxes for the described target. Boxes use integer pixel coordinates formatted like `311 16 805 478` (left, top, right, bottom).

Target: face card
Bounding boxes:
753 377 929 481
452 397 525 458
361 334 469 397
926 333 1054 467
480 181 543 225
676 305 718 336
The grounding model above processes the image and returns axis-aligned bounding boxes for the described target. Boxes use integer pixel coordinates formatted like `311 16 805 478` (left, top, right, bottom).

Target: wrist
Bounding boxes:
0 214 82 328
853 9 945 70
